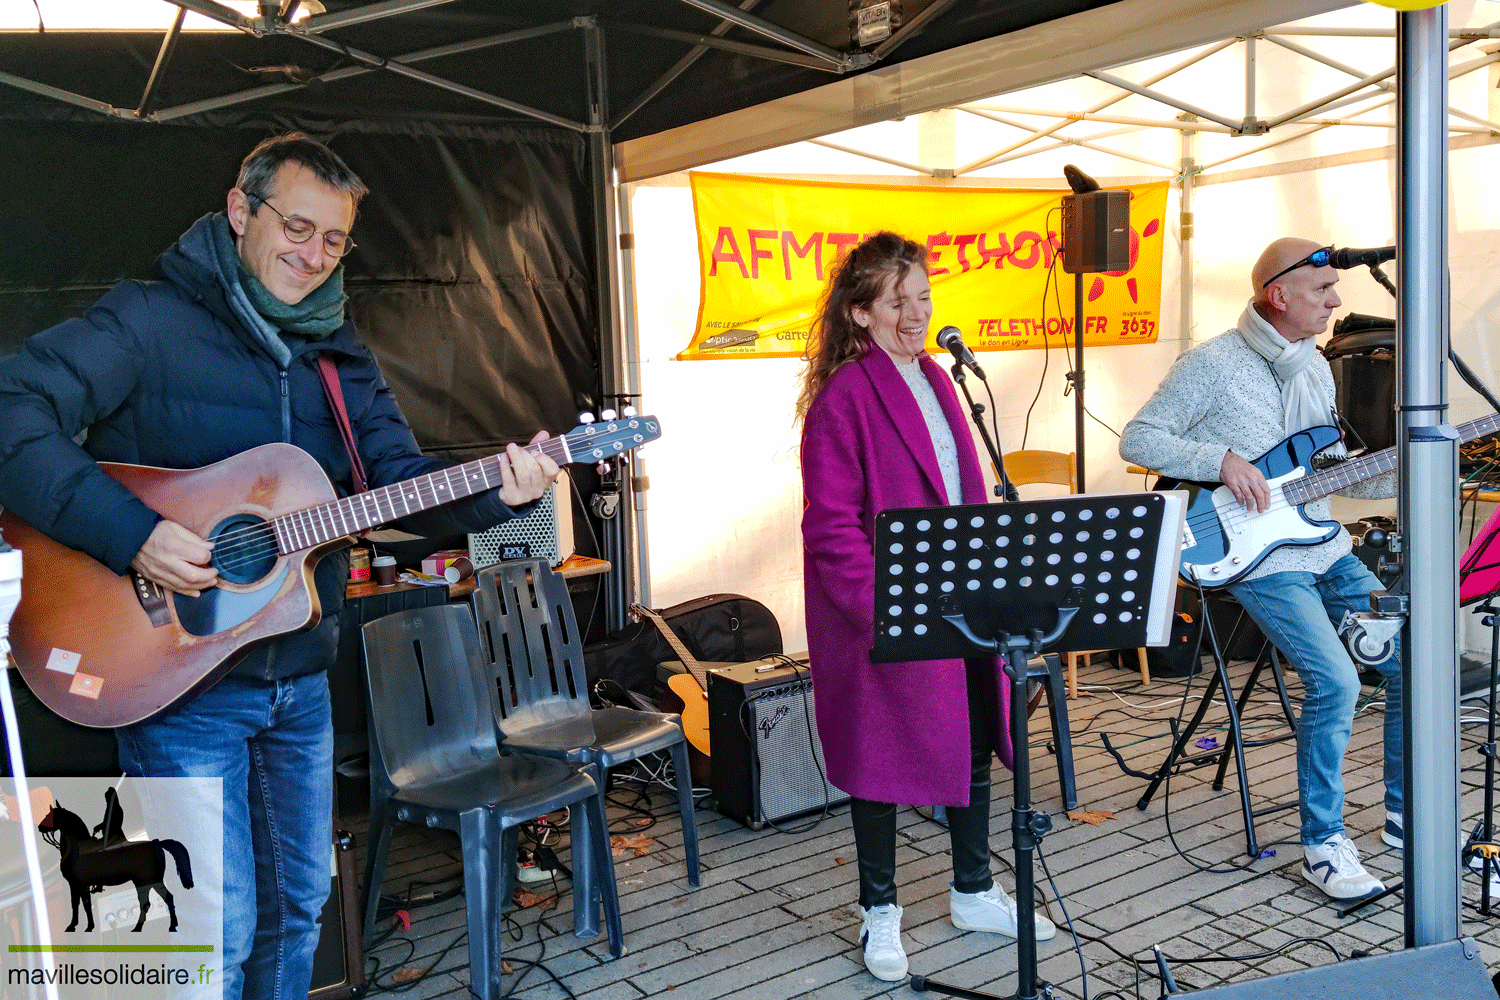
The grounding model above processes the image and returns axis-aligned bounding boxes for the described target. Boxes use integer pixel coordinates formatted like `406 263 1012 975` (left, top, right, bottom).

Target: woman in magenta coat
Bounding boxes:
798 232 1055 983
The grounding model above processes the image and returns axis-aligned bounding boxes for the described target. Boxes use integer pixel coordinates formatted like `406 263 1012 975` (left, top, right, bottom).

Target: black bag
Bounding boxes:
1183 589 1267 661
1147 612 1204 678
585 594 783 702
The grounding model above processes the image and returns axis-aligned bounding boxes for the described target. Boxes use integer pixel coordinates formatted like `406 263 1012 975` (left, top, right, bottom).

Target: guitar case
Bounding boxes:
585 594 782 705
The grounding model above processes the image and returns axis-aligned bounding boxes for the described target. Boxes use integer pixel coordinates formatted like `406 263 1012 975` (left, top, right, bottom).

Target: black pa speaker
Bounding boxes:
1181 937 1490 998
1061 189 1130 273
708 656 848 829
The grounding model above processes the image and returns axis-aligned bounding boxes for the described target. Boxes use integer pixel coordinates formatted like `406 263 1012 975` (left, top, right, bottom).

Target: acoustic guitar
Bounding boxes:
630 603 712 759
2 414 661 728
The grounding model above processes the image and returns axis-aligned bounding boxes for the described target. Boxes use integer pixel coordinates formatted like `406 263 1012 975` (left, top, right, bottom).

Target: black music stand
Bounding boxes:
1459 505 1500 915
872 493 1184 1000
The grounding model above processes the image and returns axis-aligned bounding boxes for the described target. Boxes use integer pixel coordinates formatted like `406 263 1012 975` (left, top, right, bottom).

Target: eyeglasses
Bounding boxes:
1260 246 1332 288
251 195 356 257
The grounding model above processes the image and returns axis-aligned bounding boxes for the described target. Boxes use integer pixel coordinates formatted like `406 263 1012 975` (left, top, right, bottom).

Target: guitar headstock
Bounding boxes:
564 414 662 463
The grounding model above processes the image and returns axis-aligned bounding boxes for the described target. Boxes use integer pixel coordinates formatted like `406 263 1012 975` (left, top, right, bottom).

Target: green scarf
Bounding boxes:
236 258 348 339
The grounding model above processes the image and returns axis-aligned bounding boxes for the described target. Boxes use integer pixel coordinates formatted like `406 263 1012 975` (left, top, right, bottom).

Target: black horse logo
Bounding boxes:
37 801 194 932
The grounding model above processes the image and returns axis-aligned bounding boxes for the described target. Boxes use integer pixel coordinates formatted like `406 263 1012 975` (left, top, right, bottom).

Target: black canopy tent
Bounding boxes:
0 0 1143 636
0 0 1344 634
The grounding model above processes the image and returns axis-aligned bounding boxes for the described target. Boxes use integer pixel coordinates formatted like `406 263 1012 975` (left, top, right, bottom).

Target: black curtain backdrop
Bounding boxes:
0 119 599 459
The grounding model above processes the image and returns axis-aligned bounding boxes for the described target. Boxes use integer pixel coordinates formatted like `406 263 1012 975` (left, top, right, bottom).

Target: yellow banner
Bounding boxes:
682 172 1169 360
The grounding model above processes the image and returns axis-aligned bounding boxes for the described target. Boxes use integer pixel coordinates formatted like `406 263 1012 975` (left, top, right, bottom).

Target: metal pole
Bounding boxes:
1244 34 1256 125
1178 115 1196 346
616 181 652 609
1396 5 1460 946
584 19 632 633
1074 272 1085 492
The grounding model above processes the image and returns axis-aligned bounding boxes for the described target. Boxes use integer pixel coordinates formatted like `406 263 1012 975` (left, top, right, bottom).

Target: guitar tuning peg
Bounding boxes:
622 405 637 417
578 413 596 425
601 408 618 421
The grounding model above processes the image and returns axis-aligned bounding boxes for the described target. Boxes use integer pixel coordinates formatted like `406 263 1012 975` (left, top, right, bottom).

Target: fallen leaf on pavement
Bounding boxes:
612 834 654 857
1066 809 1116 826
514 888 558 911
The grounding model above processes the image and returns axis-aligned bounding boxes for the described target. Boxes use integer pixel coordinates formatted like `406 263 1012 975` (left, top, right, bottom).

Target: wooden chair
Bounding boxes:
1002 449 1150 697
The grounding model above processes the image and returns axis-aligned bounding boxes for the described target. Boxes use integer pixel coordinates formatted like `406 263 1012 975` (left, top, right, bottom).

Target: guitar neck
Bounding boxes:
1287 411 1500 506
631 604 709 691
268 437 570 553
265 413 660 553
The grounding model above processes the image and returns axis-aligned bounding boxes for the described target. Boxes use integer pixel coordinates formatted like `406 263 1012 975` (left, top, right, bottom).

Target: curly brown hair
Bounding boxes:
795 231 927 421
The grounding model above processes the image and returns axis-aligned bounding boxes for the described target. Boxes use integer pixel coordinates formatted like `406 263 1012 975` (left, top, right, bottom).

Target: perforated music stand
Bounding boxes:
872 493 1184 1000
1458 506 1500 912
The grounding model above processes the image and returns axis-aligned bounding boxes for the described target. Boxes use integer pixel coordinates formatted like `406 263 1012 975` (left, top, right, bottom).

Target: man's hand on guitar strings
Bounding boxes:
131 520 218 597
496 431 561 507
1219 451 1271 514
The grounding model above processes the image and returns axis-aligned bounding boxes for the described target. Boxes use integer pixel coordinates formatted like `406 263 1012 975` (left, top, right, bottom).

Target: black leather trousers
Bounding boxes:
850 657 997 908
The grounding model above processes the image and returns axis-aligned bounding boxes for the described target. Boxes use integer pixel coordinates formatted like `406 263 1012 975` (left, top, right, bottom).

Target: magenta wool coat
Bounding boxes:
801 348 1013 807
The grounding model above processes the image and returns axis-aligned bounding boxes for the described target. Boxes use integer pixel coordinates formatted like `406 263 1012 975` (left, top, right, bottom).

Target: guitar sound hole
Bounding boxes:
209 514 279 585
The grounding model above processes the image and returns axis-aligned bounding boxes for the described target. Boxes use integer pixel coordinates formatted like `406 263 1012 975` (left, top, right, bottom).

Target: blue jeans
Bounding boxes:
1228 553 1402 846
117 672 333 1000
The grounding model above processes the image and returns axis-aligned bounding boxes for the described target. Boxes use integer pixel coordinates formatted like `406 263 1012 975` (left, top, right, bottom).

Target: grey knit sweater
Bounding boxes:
1119 325 1394 581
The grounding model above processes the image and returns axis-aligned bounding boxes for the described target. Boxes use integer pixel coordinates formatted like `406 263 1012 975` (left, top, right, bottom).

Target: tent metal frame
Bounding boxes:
0 0 964 624
0 0 1475 956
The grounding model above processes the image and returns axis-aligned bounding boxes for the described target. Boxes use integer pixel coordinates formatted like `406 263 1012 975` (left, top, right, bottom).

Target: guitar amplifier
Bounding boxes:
468 472 573 568
309 827 365 1000
708 655 848 829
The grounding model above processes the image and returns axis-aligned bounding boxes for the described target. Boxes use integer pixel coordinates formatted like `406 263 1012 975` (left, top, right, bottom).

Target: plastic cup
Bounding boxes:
444 557 475 584
372 555 398 587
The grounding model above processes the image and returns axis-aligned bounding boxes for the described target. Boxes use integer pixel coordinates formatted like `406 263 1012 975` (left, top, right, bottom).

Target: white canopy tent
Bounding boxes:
620 0 1500 664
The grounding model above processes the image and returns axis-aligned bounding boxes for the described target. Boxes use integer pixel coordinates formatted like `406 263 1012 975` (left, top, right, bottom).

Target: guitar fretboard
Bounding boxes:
632 604 709 691
1285 411 1500 506
265 414 663 554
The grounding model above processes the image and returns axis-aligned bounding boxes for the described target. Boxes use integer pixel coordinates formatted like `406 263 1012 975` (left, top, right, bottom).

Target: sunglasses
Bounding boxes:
1261 246 1332 288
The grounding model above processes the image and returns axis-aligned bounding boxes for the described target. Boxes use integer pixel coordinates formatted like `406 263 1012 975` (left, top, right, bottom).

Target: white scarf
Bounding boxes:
1236 301 1345 458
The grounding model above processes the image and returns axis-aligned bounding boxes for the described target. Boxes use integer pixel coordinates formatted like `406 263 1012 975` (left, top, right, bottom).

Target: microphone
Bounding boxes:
1330 245 1395 269
936 326 985 379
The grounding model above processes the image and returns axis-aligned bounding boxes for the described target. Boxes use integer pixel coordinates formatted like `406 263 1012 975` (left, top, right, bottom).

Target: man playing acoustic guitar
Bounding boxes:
1119 237 1402 903
0 134 557 998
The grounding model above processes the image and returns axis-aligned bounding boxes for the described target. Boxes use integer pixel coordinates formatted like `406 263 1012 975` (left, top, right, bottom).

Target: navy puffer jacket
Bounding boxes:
0 229 526 681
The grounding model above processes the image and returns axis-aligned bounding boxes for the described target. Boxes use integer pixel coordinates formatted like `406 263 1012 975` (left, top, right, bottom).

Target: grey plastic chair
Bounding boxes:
470 558 701 887
360 604 623 1000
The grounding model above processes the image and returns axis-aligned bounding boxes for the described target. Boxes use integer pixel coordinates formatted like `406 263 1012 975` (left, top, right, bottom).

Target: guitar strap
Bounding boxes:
316 355 369 495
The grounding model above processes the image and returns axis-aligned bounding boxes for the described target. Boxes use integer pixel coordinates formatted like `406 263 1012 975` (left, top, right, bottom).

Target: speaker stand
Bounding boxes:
1069 271 1086 492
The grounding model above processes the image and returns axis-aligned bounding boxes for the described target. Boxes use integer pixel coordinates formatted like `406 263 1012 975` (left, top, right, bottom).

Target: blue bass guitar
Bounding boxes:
1159 414 1498 587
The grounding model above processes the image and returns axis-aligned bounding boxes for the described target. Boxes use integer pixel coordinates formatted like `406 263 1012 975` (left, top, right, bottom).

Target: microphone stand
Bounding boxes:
949 361 1019 501
1366 262 1500 427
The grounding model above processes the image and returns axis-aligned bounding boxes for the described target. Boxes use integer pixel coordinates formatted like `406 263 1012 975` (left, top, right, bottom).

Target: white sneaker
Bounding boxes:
1385 814 1500 893
950 884 1057 941
1302 834 1385 901
859 904 907 982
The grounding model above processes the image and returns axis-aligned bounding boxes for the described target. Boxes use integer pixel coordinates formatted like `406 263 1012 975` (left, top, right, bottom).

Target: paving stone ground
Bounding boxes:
346 650 1500 999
